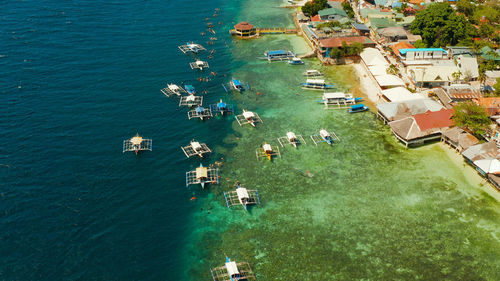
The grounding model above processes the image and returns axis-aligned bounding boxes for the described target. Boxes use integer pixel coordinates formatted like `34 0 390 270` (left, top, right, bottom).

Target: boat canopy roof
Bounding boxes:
225 261 239 276
267 50 287 56
184 85 195 91
263 143 272 151
168 84 180 90
286 132 296 139
323 92 346 99
186 95 196 101
306 79 325 84
218 101 227 108
232 79 242 87
242 111 255 118
195 106 204 113
351 104 366 109
191 141 201 150
196 166 208 178
236 187 249 199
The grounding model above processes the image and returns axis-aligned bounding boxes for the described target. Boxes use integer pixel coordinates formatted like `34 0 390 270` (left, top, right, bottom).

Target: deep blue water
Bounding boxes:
0 0 238 279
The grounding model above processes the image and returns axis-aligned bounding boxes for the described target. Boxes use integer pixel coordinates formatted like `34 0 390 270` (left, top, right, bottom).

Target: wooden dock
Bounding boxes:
229 27 297 37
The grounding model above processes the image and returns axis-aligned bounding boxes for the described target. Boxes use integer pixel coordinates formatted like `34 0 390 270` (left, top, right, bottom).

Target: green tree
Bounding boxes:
342 1 355 19
413 39 427 48
452 71 462 82
302 0 328 16
345 42 364 56
494 77 500 95
452 102 492 136
456 0 476 17
410 3 476 47
387 64 399 75
329 47 343 60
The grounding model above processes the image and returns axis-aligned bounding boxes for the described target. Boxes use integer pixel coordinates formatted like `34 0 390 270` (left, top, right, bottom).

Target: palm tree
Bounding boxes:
387 64 399 76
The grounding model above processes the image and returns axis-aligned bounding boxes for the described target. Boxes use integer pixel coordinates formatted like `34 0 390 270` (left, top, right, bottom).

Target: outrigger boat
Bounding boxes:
317 92 363 109
190 60 209 71
161 83 187 97
260 50 295 61
277 131 306 148
185 163 219 189
303 69 323 77
223 78 249 93
178 42 206 54
256 143 281 161
179 94 203 107
209 99 234 116
188 106 212 120
223 184 261 210
288 57 304 65
348 104 369 113
123 133 152 154
310 129 340 146
301 79 334 90
235 110 263 127
184 84 196 95
181 140 211 158
210 257 256 281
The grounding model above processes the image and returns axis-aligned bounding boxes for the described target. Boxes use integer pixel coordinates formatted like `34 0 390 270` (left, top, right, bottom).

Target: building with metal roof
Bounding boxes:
318 8 348 21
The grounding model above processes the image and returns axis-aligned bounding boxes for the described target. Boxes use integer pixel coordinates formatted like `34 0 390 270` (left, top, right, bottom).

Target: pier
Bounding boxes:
230 22 296 38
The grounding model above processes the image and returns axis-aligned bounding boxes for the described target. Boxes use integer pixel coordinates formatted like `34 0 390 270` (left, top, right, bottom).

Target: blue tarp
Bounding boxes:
196 107 204 113
232 79 242 87
351 104 365 110
398 48 447 55
392 1 402 8
267 50 287 56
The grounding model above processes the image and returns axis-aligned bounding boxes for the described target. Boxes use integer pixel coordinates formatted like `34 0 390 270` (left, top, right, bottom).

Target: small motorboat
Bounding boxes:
348 104 369 113
288 57 304 65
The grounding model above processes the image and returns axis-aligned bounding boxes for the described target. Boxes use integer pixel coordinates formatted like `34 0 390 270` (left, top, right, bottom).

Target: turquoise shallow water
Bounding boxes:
2 0 500 280
186 0 500 280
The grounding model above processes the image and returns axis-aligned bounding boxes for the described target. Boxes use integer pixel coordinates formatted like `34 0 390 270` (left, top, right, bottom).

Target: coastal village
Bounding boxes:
230 0 500 193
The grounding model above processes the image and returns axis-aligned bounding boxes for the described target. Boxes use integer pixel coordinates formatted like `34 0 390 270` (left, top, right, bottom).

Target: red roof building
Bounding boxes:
310 15 322 22
234 22 254 31
474 98 500 116
391 41 415 56
233 22 256 37
413 108 455 131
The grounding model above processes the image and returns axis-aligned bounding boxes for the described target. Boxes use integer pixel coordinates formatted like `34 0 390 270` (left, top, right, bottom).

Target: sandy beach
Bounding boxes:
352 62 383 104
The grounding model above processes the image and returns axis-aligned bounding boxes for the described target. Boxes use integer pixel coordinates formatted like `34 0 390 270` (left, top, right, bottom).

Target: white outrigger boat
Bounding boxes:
210 257 256 281
302 69 323 77
179 94 203 107
190 60 209 70
122 133 152 154
187 106 212 120
277 131 306 148
181 140 211 158
178 42 207 54
256 143 281 161
185 163 219 189
235 110 263 127
223 184 261 210
310 129 340 146
318 92 363 109
161 83 187 97
260 50 295 61
301 79 334 90
209 99 234 116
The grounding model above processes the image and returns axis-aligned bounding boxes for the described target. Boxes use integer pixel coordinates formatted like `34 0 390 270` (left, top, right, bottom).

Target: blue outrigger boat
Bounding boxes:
301 79 335 90
222 78 250 93
348 104 369 113
184 84 196 95
210 99 235 116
